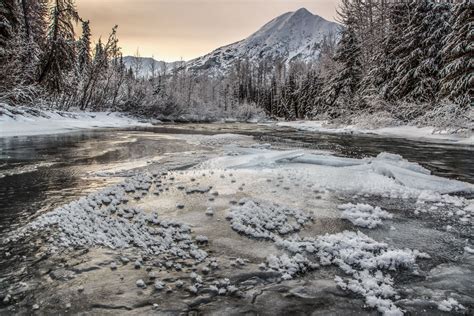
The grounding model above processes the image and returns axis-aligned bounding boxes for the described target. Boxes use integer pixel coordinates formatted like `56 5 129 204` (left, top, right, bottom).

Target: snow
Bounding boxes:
437 298 465 312
338 203 393 228
275 121 474 145
0 103 150 138
226 200 312 240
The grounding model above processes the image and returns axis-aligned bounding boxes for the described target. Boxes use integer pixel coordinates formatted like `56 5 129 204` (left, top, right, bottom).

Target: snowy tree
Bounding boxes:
412 1 451 103
0 0 20 52
320 15 363 116
387 1 430 102
77 20 91 73
440 0 473 107
38 0 79 92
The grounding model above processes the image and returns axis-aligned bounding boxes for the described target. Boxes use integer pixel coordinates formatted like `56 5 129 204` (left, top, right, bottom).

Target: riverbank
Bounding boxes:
276 120 474 145
2 103 473 146
0 104 152 138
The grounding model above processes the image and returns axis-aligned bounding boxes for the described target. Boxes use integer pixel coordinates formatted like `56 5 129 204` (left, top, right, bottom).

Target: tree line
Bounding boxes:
226 0 472 127
0 0 472 126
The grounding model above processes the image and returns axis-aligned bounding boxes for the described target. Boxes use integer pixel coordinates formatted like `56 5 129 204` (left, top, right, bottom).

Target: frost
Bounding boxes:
273 231 429 315
265 253 318 278
437 298 465 312
338 203 393 228
8 178 207 262
227 200 312 240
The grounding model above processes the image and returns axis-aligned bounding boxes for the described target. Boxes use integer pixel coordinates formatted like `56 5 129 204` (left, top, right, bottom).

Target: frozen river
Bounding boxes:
0 124 473 315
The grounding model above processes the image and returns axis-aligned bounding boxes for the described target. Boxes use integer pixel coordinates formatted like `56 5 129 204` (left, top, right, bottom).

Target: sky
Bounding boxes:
76 0 341 62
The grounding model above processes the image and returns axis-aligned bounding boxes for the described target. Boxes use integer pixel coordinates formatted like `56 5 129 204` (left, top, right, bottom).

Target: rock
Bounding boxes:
32 304 39 310
134 260 142 269
136 279 146 288
186 186 211 194
195 235 208 244
187 285 198 294
205 208 214 216
110 262 117 270
154 281 165 291
3 294 11 304
176 204 185 209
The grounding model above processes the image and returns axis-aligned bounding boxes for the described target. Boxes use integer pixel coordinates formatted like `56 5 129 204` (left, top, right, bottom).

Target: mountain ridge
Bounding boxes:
123 8 341 76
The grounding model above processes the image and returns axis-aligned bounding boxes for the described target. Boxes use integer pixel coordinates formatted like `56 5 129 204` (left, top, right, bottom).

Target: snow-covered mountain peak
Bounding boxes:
186 8 341 74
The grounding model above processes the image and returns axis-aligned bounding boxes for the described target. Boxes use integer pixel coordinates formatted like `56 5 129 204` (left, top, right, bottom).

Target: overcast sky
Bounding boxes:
76 0 341 62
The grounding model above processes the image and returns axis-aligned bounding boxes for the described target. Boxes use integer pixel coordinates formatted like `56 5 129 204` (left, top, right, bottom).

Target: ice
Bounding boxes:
200 149 474 196
437 298 465 312
338 203 393 229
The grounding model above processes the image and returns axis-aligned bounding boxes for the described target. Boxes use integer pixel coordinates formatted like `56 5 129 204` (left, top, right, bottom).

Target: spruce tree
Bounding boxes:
410 1 451 103
38 0 79 93
440 0 473 107
320 16 363 117
77 20 91 73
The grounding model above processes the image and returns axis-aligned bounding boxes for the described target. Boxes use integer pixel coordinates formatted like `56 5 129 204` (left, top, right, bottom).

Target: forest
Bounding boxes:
0 0 472 128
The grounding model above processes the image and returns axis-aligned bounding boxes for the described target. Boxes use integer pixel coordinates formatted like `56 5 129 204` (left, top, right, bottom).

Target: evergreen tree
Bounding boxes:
412 1 451 103
388 1 429 102
0 0 20 52
440 0 473 107
77 20 91 73
321 16 363 116
38 0 79 93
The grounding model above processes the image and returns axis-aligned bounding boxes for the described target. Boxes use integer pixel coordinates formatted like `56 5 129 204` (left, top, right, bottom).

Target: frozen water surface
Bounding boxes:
0 124 472 315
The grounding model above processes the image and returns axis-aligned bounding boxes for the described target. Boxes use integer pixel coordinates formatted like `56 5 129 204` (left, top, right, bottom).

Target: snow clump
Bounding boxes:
226 200 312 240
338 203 393 228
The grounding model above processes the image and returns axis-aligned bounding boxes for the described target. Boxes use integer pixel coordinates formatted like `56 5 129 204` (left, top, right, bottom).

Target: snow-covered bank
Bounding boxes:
275 121 474 145
0 104 151 137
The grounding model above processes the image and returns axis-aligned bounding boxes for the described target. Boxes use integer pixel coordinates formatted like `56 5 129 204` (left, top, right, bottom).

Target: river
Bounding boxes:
0 123 472 315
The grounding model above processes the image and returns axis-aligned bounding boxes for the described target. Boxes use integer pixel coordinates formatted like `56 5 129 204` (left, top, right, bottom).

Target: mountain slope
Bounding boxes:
122 56 181 77
186 8 341 73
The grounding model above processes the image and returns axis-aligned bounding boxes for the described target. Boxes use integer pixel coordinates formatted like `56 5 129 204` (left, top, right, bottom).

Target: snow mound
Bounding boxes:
338 203 393 228
226 200 312 240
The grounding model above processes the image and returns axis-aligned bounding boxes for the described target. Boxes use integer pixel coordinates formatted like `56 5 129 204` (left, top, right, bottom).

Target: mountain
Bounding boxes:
124 8 341 77
186 8 341 74
122 56 181 77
